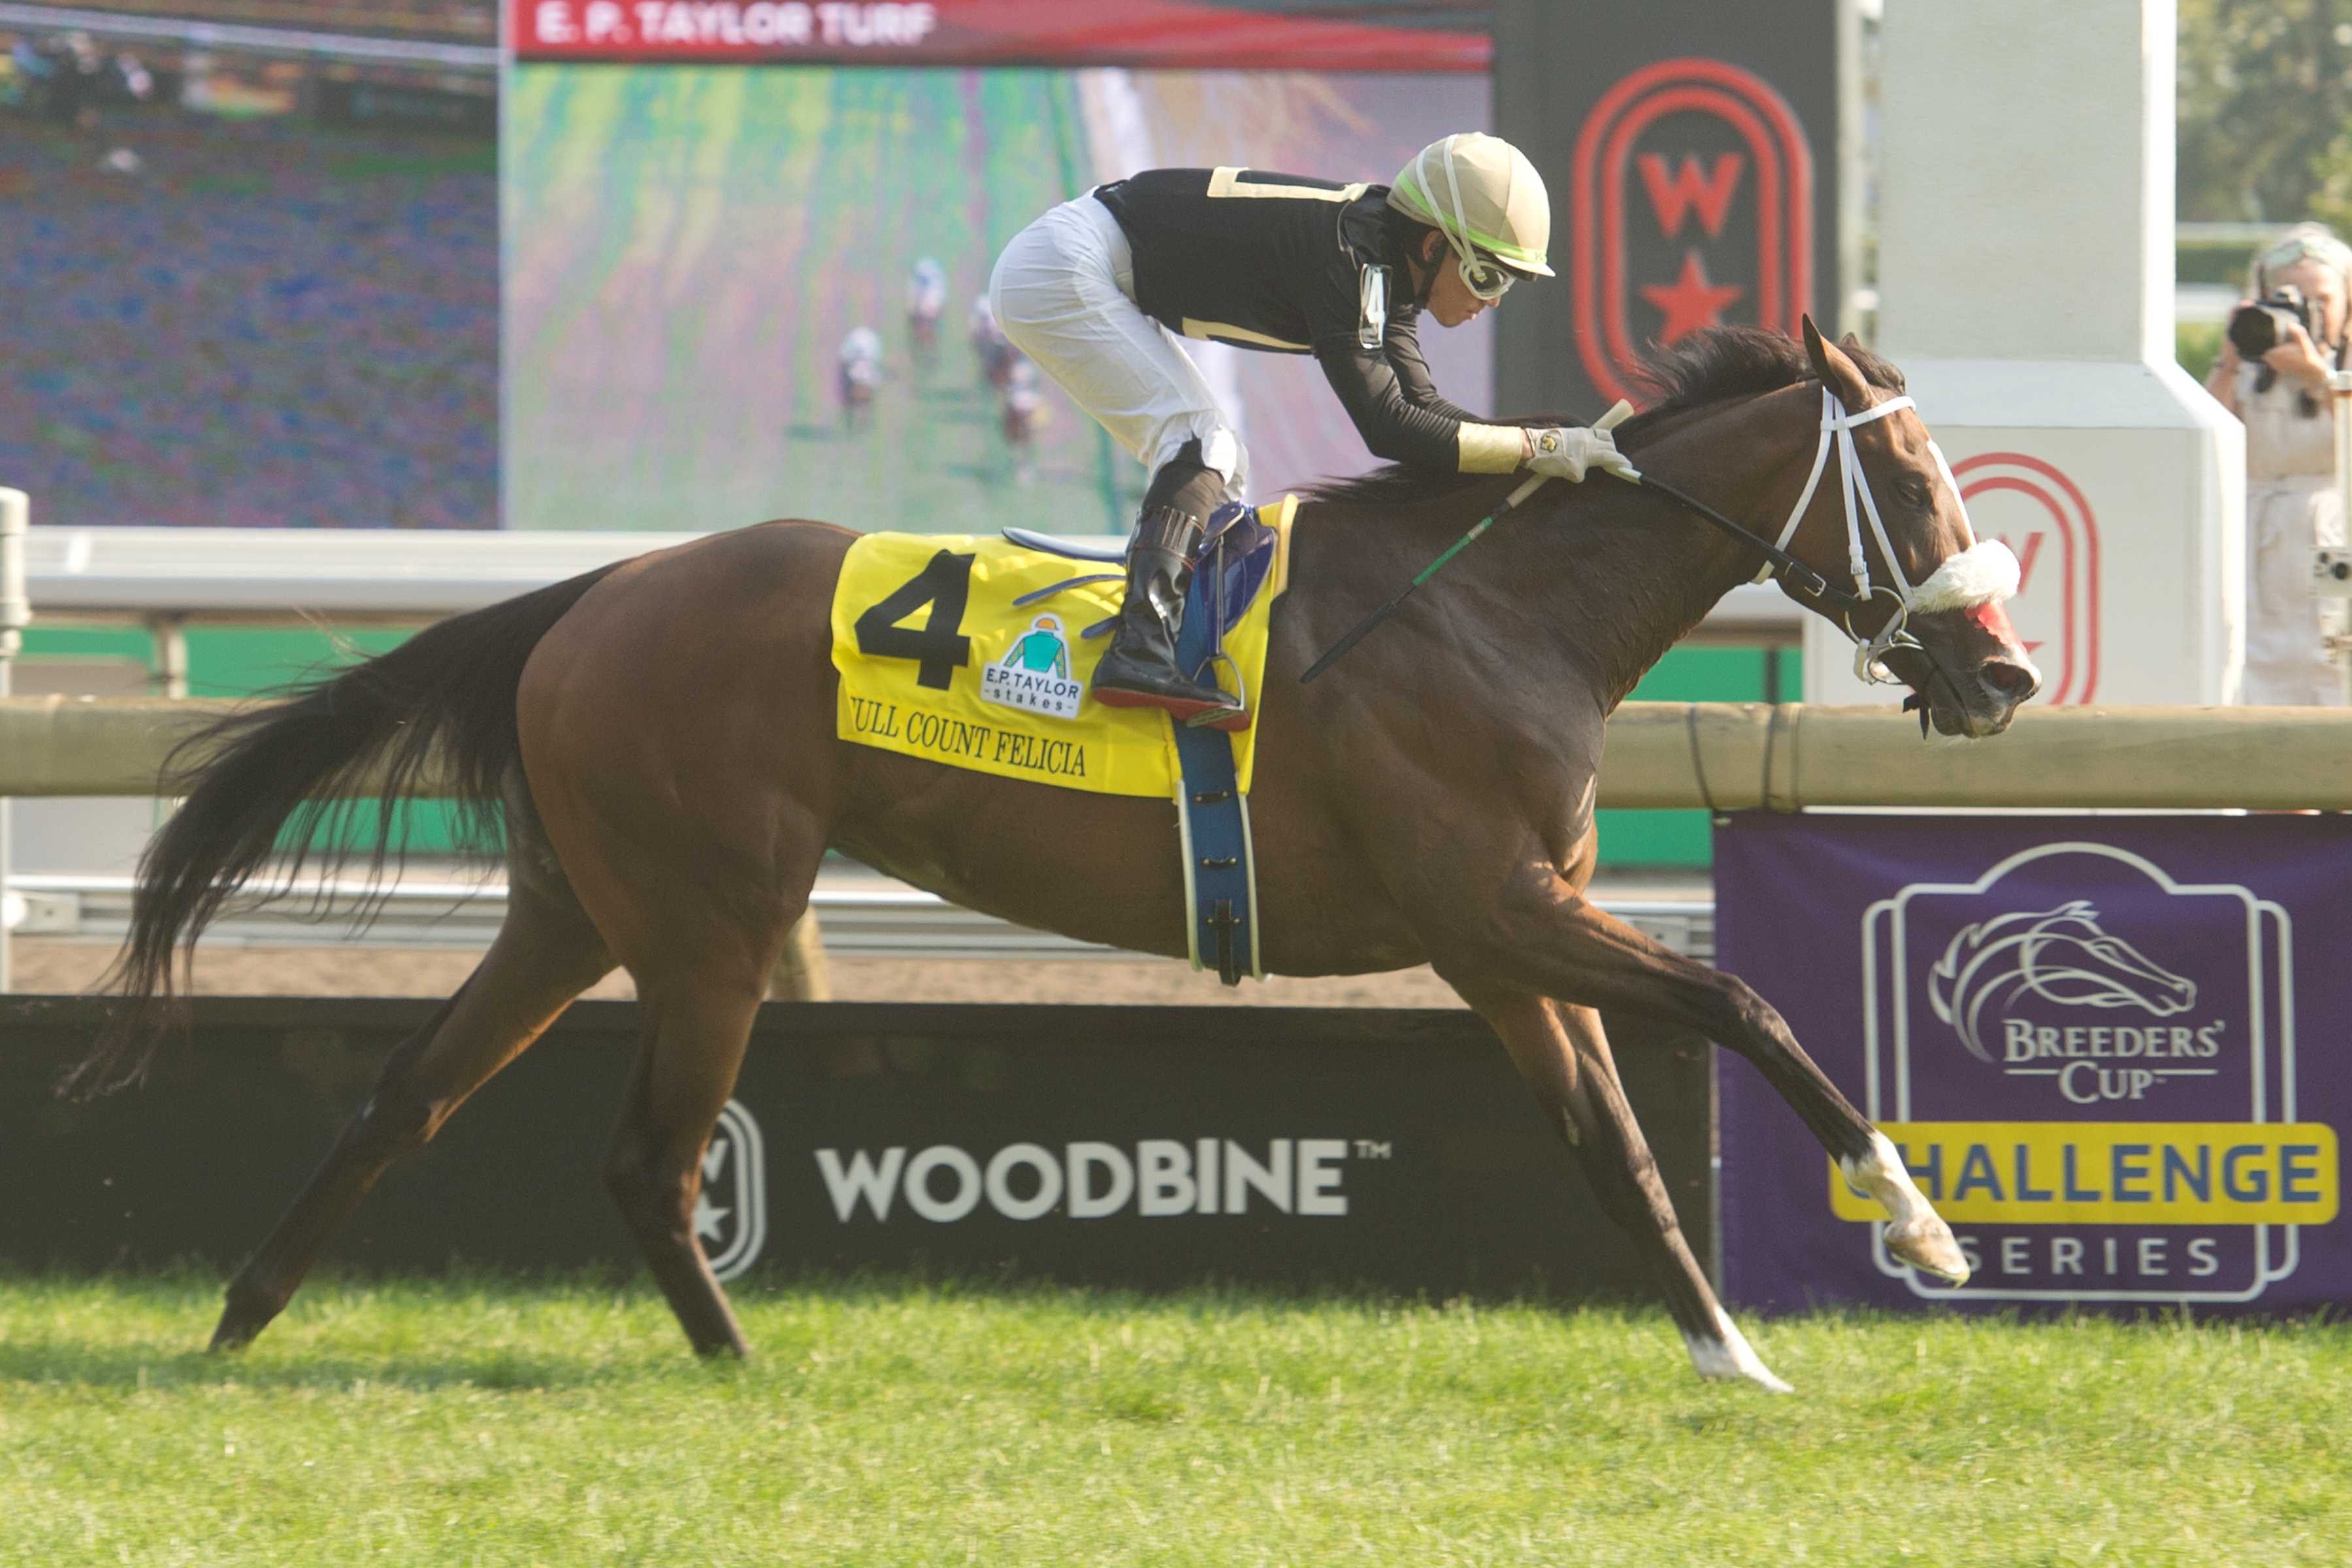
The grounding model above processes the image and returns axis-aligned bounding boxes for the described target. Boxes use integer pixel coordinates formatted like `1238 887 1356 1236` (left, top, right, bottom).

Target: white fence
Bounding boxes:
0 3 498 70
22 525 1805 641
7 872 1717 965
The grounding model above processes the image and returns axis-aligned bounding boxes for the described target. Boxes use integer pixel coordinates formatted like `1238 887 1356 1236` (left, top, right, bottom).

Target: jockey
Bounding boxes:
907 255 948 325
989 132 1635 728
838 325 883 390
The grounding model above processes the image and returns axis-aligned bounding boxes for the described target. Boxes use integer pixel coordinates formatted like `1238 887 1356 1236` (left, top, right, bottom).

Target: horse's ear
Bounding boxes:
1801 314 1873 408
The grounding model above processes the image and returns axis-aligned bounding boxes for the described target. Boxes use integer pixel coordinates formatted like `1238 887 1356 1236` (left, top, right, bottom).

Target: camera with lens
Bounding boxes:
2316 548 2352 599
2229 284 2315 359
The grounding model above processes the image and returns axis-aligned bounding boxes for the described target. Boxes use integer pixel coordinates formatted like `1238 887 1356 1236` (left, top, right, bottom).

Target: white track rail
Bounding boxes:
0 4 498 69
20 525 1800 638
7 874 1715 965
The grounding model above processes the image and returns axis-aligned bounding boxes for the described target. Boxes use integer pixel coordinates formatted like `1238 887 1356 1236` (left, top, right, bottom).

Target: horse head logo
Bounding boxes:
1927 901 2197 1063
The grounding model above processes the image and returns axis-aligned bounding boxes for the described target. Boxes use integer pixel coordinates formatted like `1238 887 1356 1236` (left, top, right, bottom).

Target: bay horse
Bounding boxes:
70 321 2038 1392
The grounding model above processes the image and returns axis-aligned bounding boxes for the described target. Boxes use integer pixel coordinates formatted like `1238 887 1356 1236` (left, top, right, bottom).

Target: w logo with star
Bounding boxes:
1569 57 1817 406
696 1099 768 1282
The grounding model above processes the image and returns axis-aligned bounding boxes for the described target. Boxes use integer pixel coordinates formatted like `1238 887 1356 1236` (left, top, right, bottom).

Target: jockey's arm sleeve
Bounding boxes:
1386 322 1528 472
1382 314 1482 425
1313 342 1527 474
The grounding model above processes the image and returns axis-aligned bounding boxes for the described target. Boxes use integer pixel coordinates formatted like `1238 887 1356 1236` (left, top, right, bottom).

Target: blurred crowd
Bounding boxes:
0 27 497 529
8 31 154 127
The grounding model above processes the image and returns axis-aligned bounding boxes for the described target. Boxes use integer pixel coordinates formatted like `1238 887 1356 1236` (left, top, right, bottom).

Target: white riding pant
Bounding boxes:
988 194 1249 500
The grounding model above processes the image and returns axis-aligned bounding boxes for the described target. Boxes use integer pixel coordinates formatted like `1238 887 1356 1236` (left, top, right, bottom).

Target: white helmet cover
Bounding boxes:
1386 132 1554 279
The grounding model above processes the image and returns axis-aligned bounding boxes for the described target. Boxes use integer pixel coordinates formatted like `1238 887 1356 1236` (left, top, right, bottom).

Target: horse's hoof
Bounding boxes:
1695 1356 1795 1395
1888 1218 1970 1285
1845 1131 1971 1286
1685 1313 1796 1394
207 1321 258 1352
209 1279 284 1350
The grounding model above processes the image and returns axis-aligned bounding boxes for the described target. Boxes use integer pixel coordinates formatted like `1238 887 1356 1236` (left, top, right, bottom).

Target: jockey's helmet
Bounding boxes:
1387 133 1554 299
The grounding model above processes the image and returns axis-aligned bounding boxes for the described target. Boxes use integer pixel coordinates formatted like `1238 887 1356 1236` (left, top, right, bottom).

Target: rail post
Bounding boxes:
2330 368 2352 706
767 911 832 1001
0 488 30 991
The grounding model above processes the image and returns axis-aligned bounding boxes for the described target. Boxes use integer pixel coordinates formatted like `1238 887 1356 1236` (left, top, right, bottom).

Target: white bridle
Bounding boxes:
1757 387 2021 683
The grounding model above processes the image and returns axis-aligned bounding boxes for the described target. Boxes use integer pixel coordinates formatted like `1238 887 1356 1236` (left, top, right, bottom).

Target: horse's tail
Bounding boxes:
61 563 624 1098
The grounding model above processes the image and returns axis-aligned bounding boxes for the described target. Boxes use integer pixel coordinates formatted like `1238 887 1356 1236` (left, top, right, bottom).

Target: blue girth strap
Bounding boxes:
1000 506 1271 983
1168 713 1257 985
1169 505 1266 985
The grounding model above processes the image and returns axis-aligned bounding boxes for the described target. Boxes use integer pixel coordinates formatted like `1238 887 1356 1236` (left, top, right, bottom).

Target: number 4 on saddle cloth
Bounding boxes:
830 498 1292 983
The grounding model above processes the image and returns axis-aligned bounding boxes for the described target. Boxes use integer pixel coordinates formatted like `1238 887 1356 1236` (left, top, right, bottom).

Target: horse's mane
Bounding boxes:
1305 325 1908 508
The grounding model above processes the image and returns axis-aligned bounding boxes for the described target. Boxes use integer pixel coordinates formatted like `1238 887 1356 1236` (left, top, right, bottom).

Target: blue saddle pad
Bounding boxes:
1182 502 1279 676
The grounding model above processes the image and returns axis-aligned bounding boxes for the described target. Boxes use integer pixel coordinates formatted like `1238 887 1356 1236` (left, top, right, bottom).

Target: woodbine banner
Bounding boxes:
1715 813 2351 1315
0 999 1718 1303
510 0 1494 69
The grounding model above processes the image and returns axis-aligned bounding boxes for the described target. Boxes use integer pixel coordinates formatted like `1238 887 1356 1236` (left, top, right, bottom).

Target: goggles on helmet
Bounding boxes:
1458 250 1515 302
1423 135 1516 303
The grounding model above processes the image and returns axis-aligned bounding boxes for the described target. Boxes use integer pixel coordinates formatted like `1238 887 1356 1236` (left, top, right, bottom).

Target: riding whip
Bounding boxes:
1300 399 1635 683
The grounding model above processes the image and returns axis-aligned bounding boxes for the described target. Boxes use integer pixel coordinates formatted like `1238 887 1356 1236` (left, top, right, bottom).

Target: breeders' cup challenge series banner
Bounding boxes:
1716 815 2347 1314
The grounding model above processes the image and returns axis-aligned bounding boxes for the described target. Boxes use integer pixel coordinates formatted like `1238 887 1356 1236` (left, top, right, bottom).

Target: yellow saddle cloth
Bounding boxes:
831 499 1294 797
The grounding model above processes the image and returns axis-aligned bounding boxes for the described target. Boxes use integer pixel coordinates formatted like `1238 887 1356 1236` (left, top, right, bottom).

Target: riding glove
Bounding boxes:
1524 425 1639 483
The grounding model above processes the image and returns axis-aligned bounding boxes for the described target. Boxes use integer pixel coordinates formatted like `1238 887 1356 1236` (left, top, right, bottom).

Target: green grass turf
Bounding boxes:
2 1273 2345 1565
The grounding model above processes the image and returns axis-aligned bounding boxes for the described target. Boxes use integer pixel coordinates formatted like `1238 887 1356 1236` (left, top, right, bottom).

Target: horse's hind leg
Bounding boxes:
600 960 774 1357
1473 992 1790 1392
210 879 614 1350
579 832 817 1356
1442 880 1966 1286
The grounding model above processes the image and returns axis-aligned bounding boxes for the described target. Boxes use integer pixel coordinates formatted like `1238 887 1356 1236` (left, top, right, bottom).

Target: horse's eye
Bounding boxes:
1899 478 1933 508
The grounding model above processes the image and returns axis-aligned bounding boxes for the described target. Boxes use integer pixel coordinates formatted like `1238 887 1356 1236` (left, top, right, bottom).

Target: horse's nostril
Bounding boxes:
1980 659 2038 699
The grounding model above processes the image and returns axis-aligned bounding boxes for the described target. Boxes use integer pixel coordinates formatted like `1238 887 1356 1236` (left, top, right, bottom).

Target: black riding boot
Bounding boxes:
1091 505 1244 725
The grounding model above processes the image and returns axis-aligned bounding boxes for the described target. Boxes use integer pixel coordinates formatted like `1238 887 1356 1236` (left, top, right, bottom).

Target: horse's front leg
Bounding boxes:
1463 988 1793 1391
1436 875 1967 1286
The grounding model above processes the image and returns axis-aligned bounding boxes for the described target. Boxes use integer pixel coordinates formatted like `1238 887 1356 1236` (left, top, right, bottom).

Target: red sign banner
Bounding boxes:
1569 56 1815 408
510 0 1494 70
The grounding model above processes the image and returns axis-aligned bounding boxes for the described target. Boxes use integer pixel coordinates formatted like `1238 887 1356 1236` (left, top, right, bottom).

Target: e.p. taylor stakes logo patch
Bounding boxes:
979 613 1083 721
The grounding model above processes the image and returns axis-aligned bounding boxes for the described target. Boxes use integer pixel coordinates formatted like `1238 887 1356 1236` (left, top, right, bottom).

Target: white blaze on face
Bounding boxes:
1912 538 2043 704
1909 440 2034 656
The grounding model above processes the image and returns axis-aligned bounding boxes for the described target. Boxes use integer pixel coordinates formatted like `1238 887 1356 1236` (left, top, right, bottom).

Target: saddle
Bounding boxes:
1004 501 1281 687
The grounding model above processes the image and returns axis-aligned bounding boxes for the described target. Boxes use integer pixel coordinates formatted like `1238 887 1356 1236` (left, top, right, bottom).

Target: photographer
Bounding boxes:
2205 223 2351 705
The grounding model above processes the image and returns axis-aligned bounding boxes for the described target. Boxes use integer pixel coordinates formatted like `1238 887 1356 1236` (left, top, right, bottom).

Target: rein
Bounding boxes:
1302 383 2019 692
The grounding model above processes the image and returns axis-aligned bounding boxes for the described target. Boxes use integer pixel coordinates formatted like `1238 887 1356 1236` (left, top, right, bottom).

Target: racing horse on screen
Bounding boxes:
70 322 2038 1393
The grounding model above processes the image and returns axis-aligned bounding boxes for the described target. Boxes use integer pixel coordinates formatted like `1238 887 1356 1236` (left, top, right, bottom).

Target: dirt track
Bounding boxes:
9 940 1463 1009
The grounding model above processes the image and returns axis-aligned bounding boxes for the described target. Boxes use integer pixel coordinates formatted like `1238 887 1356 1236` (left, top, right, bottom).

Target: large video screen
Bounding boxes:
0 42 498 531
502 65 1493 535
